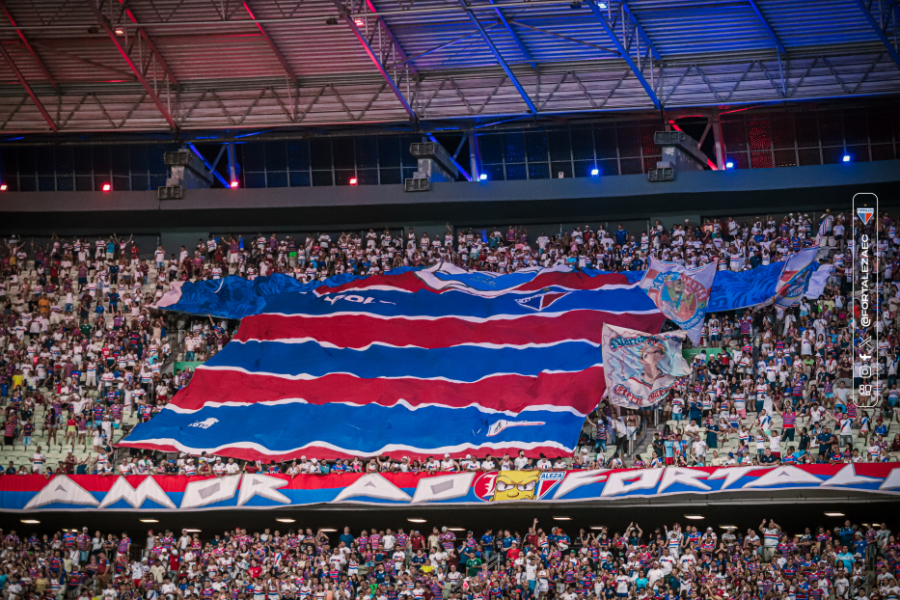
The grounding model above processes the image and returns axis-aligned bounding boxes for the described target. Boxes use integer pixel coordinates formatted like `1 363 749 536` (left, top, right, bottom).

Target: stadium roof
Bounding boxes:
0 0 898 133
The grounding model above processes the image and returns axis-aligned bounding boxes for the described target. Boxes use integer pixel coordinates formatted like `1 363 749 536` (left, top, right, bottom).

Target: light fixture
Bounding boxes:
183 528 202 533
447 527 466 532
590 526 606 530
114 27 125 35
0 183 7 191
101 183 111 192
320 528 338 532
479 173 487 181
725 161 734 169
597 1 607 6
719 525 737 530
843 155 851 162
590 168 599 176
824 512 845 517
553 517 571 521
408 518 427 523
276 518 295 523
685 515 705 520
230 181 239 188
354 18 364 26
140 519 159 523
21 519 40 524
349 177 358 186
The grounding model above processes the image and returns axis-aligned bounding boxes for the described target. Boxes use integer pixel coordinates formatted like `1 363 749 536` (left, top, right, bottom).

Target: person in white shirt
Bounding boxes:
514 451 530 470
225 458 241 474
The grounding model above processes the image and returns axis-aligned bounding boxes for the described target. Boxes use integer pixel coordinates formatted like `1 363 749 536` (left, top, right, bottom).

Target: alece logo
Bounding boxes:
189 418 218 429
857 207 874 226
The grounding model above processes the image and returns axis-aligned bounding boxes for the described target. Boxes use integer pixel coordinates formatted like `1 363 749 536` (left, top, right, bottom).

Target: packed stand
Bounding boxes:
0 235 235 476
0 517 898 600
1 210 898 475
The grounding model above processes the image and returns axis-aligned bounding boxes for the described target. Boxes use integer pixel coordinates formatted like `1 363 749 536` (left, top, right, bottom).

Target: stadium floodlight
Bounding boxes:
114 27 125 35
408 518 427 523
553 516 572 521
21 519 40 524
843 155 851 162
824 512 845 517
230 181 239 188
0 184 6 191
725 161 734 169
685 515 704 520
479 173 488 181
349 177 358 186
591 168 599 176
102 183 111 192
276 518 296 523
140 519 159 523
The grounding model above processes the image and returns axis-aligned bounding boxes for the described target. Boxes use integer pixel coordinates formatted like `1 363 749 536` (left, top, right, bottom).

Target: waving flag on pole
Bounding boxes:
638 257 715 345
121 272 665 460
774 246 819 308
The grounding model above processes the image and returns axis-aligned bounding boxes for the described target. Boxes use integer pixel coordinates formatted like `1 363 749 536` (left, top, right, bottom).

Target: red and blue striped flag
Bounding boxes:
121 268 664 460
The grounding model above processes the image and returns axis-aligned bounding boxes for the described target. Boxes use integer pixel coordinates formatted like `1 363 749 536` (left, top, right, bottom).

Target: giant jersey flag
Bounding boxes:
122 269 664 460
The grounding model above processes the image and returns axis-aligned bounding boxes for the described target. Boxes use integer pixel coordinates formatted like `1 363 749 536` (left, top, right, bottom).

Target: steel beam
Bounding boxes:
586 0 660 109
746 0 785 54
86 0 177 131
853 0 900 69
619 0 660 61
188 144 231 187
0 42 57 131
485 0 537 70
426 134 472 181
243 1 298 82
0 0 57 88
460 0 537 114
363 0 416 75
333 0 415 120
117 0 178 84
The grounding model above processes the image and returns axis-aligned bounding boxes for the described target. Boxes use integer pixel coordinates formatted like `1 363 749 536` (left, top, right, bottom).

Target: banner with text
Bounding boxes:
2 464 896 511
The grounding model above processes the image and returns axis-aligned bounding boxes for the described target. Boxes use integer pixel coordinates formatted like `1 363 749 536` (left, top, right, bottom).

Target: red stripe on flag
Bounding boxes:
169 368 606 415
235 311 665 348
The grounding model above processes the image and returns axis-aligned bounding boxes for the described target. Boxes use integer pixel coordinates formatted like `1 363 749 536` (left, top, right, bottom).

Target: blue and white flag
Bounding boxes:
774 246 819 308
639 257 716 345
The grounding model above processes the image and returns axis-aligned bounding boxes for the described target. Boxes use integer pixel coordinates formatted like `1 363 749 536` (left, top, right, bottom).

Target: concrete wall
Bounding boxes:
1 161 897 235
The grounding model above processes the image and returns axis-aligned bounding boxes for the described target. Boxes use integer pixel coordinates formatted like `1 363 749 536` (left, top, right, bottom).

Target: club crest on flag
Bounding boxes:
514 291 569 311
646 272 709 326
474 470 564 502
857 207 874 225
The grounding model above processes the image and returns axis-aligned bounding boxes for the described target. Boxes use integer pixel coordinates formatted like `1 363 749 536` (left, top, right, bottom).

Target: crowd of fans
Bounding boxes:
0 209 898 476
0 517 897 600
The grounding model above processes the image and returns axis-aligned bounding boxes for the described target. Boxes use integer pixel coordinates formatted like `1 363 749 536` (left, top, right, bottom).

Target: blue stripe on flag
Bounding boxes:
206 340 603 381
125 403 585 455
264 288 654 318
